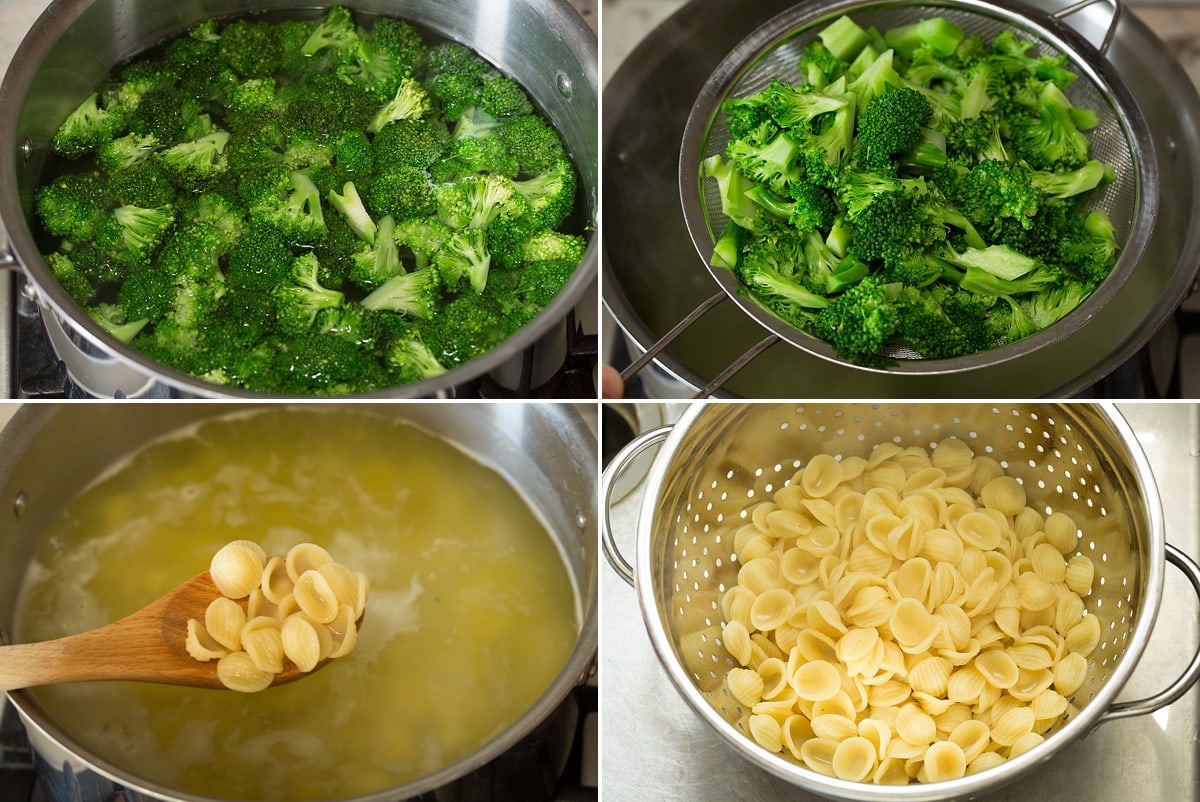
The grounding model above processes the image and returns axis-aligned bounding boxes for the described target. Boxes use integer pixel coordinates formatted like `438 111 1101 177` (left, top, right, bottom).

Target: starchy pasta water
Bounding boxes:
718 438 1102 785
14 408 579 800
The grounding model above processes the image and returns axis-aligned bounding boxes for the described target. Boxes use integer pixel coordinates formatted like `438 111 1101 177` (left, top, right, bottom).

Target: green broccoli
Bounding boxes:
384 329 448 383
88 302 150 343
434 227 492 292
368 77 432 133
53 92 126 158
274 253 345 335
348 215 404 290
855 87 932 169
360 266 441 318
249 170 327 245
367 167 436 222
35 172 109 242
435 173 514 230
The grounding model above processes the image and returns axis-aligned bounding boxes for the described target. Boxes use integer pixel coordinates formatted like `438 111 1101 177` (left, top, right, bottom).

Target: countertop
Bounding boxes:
601 402 1200 801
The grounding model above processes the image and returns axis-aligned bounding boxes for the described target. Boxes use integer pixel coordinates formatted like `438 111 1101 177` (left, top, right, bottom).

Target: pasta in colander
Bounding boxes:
718 438 1102 784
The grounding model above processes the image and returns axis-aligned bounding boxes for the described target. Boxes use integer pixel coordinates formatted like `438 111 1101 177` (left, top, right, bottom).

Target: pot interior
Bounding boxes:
0 403 597 801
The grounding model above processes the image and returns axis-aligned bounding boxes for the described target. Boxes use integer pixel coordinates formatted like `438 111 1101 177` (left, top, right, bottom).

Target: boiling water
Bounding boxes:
14 407 579 800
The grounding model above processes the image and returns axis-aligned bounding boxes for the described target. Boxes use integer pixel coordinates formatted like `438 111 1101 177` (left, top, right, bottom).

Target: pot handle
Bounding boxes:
1096 541 1200 724
1052 0 1121 56
601 426 673 587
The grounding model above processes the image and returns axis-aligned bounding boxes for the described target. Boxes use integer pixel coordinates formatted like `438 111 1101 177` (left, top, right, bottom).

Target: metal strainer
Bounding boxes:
603 403 1200 801
676 0 1160 376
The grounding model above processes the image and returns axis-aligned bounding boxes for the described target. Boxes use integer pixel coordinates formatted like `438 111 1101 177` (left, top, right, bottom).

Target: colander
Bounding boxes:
671 0 1159 377
603 403 1200 801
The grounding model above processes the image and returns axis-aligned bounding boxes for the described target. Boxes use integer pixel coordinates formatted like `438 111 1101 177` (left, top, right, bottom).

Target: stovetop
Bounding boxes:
601 403 1200 801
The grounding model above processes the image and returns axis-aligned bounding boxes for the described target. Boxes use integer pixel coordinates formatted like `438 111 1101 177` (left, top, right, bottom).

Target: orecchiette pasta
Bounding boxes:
720 438 1109 785
189 541 368 691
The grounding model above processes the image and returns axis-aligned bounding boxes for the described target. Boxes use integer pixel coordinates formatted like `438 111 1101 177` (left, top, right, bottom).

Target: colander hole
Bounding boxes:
1071 490 1079 500
857 434 867 442
819 426 828 433
1006 424 1015 432
1017 440 1026 450
780 422 789 431
754 468 763 477
1037 480 1047 489
710 480 719 489
747 490 756 499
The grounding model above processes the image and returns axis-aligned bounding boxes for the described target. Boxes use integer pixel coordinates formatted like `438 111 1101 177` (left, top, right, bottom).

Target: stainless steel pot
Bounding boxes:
602 402 1200 801
0 402 598 802
0 0 598 398
602 0 1200 397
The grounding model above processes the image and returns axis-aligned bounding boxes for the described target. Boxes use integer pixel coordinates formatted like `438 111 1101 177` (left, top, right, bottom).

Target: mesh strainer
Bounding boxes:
677 0 1160 375
603 403 1200 801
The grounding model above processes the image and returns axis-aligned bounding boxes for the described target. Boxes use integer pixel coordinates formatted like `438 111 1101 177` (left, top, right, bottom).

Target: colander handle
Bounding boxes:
619 292 726 390
1097 542 1200 724
1052 0 1122 56
601 426 673 587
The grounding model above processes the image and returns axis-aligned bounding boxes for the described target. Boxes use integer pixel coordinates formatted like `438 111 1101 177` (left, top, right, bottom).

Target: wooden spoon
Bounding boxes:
0 570 342 691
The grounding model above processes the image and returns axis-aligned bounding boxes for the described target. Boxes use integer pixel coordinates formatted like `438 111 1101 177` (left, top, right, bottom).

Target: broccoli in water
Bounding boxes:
701 12 1119 365
32 6 588 395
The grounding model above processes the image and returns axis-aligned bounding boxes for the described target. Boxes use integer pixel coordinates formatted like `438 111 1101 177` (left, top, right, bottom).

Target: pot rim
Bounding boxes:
0 0 598 399
3 401 599 802
631 402 1166 802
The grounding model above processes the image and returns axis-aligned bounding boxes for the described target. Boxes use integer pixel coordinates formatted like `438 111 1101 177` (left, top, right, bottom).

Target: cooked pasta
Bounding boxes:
187 540 367 691
718 438 1108 785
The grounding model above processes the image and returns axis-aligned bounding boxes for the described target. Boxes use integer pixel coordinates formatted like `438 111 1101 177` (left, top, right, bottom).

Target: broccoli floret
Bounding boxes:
45 252 96 304
328 181 378 243
424 43 492 120
53 92 126 158
726 128 804 196
109 159 176 208
434 227 492 292
275 333 384 393
315 302 381 349
98 205 176 266
520 230 586 265
157 130 231 189
118 264 176 321
813 275 900 363
479 74 533 118
425 290 510 366
1027 160 1111 199
226 224 294 292
945 113 1008 164
433 134 519 181
894 284 992 358
435 174 514 230
385 329 448 383
1059 209 1119 283
371 17 427 78
744 181 836 234
517 259 577 308
367 167 436 221
855 87 932 169
953 159 1041 233
507 157 576 230
349 214 404 290
1010 82 1093 171
249 170 327 245
734 246 830 322
368 77 432 133
274 253 345 335
395 216 454 270
798 41 847 90
759 80 850 131
846 49 906 114
360 265 441 318
97 133 161 173
300 6 358 59
700 154 775 235
35 172 109 242
373 117 450 171
497 114 567 176
218 18 282 78
88 302 150 343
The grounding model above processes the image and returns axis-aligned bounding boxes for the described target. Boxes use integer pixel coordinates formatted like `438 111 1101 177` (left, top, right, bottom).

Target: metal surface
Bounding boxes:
601 402 1200 800
602 0 1200 397
0 403 598 802
0 0 598 399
